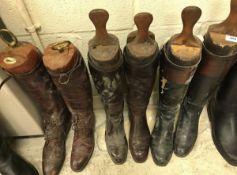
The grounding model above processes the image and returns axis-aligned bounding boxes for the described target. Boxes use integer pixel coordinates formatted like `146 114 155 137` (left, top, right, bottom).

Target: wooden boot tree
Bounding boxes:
205 0 237 55
0 29 40 74
126 12 158 59
168 6 202 62
88 9 120 61
43 41 78 73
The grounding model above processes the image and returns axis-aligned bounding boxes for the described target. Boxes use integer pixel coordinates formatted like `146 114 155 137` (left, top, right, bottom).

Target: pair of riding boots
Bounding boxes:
0 42 94 174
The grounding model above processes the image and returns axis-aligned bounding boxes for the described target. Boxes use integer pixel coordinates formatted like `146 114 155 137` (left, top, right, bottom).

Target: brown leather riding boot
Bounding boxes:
88 9 128 164
174 0 237 157
151 6 202 166
124 13 159 163
43 41 94 172
0 33 71 175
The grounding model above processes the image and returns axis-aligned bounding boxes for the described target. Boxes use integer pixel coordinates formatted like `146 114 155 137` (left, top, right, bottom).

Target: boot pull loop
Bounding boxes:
58 53 81 85
0 29 18 48
134 12 153 43
89 9 112 45
172 6 201 46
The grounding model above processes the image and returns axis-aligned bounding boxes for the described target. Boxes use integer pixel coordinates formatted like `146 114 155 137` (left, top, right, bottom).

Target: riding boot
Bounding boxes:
174 1 237 157
207 63 237 166
43 41 94 172
151 6 202 166
0 41 71 175
0 136 39 175
88 9 128 164
124 13 159 163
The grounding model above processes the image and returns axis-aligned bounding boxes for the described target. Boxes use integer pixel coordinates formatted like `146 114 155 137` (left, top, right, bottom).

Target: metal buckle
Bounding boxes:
52 40 71 53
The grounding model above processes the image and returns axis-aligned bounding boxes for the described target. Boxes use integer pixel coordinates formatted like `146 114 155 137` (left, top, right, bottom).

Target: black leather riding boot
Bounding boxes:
0 42 71 175
88 51 127 164
0 136 39 175
174 0 237 157
88 9 128 164
151 44 200 166
207 62 237 166
151 6 202 166
174 45 237 157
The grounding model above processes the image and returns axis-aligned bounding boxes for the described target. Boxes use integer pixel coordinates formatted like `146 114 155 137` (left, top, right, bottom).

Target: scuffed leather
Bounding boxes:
48 55 94 172
207 63 237 166
174 45 237 157
174 73 220 157
151 45 198 166
13 62 71 175
151 81 188 166
89 57 128 164
124 48 158 163
0 136 39 175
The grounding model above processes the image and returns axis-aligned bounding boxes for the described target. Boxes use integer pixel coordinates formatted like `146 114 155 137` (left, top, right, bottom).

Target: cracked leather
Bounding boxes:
47 50 94 172
0 136 39 175
11 61 71 175
124 47 159 163
88 52 128 164
174 44 237 157
207 63 237 166
151 44 200 166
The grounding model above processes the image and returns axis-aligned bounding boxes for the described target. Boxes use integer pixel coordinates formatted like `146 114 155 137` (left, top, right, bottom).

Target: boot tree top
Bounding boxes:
168 6 202 62
43 41 79 73
205 0 237 54
126 12 158 59
0 42 41 75
88 9 120 62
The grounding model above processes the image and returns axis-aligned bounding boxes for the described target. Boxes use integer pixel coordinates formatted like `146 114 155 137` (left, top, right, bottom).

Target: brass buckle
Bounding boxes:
52 40 71 53
0 29 18 47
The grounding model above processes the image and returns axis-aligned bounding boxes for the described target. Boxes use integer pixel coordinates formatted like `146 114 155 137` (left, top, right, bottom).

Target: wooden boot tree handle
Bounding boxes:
172 6 201 46
169 6 202 62
126 12 157 59
133 12 153 43
89 9 113 45
225 0 237 25
206 0 237 53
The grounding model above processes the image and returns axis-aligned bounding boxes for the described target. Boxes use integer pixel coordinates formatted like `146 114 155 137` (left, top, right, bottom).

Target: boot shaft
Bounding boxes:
0 41 70 136
43 41 93 114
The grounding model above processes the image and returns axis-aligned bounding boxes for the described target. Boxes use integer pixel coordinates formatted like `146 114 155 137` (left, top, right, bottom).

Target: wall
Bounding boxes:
0 0 231 136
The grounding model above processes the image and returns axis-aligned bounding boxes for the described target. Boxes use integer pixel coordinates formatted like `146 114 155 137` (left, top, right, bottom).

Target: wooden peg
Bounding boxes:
207 0 237 50
126 12 158 59
88 9 119 61
133 12 153 43
169 6 202 62
172 6 201 46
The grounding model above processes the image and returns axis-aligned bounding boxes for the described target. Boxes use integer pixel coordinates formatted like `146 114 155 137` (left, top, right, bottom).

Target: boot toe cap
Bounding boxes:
43 165 59 175
152 153 169 166
109 147 128 164
130 147 149 163
71 158 88 172
174 146 191 157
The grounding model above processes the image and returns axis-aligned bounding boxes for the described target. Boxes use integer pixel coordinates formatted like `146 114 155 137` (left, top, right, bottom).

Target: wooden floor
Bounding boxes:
14 108 237 175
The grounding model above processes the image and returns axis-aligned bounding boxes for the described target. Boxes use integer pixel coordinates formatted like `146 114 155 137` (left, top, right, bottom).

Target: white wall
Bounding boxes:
0 0 231 136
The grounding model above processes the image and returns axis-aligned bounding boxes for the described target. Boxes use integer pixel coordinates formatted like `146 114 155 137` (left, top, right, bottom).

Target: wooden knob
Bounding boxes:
224 0 237 24
181 6 201 41
89 9 109 42
134 12 153 43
